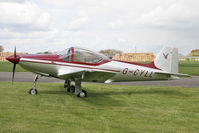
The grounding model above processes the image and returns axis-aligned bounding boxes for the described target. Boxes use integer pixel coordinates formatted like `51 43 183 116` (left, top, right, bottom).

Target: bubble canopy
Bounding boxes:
57 47 109 64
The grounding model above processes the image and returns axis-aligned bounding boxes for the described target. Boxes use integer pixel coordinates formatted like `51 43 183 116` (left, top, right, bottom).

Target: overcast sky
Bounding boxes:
0 0 198 55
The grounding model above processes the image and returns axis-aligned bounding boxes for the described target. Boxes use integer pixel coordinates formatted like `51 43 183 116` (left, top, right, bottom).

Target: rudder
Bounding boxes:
154 46 178 73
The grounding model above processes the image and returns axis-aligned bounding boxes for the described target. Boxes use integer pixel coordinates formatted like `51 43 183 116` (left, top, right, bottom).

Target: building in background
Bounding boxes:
187 49 199 61
0 52 27 62
187 56 199 61
113 53 155 62
178 53 186 61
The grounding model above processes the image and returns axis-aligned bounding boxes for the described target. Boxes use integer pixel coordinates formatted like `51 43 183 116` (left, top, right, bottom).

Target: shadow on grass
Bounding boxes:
39 89 124 107
28 89 190 99
89 89 189 97
38 85 189 107
39 84 189 97
39 90 67 95
86 88 190 106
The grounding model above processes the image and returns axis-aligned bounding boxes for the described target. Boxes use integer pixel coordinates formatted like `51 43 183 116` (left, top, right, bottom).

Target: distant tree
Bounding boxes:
189 49 199 56
178 53 185 58
99 49 123 58
0 45 4 52
36 51 53 54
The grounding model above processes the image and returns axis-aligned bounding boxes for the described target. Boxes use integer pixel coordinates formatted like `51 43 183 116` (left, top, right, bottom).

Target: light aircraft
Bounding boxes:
6 46 189 98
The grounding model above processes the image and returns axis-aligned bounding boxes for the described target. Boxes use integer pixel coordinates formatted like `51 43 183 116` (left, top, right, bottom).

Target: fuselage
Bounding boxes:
15 54 170 83
6 47 172 83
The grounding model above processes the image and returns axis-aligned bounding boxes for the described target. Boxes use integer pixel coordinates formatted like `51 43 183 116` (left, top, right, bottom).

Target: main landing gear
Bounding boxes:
28 74 87 98
29 74 39 95
64 78 87 98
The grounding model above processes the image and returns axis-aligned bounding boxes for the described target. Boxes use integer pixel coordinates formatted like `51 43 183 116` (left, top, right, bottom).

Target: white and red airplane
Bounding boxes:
6 46 189 98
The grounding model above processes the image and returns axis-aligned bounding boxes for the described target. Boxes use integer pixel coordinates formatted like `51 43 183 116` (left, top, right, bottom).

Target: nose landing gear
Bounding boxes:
29 88 38 95
29 75 39 95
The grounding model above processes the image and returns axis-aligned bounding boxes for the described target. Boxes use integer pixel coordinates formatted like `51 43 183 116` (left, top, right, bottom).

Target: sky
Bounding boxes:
0 0 198 55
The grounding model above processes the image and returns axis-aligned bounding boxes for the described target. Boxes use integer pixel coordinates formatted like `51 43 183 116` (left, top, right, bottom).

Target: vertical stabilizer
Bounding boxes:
154 46 178 73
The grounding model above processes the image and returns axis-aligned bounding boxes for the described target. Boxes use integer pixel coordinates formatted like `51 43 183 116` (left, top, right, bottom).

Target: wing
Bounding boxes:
57 69 116 82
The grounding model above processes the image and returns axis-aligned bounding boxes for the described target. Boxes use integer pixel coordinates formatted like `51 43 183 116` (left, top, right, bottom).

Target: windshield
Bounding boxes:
57 48 72 62
57 47 109 64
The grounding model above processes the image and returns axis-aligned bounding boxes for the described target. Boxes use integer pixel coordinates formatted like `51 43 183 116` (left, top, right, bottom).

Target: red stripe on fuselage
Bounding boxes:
114 60 161 70
21 59 120 73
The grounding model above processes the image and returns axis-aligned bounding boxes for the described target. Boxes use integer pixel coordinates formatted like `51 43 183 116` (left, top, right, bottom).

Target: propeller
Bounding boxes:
6 46 20 84
12 46 17 84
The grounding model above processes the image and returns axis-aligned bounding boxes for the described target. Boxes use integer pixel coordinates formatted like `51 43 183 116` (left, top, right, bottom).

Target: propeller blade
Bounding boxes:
14 46 16 58
12 63 16 83
12 46 17 83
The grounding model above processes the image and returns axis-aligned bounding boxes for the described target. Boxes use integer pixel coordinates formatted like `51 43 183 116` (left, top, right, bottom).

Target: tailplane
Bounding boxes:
154 46 178 73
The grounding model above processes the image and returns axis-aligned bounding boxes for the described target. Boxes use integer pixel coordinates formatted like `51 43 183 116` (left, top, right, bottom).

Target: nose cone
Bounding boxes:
6 55 20 64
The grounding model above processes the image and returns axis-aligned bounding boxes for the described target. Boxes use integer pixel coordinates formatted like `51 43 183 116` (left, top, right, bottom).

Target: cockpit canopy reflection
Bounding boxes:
57 47 109 64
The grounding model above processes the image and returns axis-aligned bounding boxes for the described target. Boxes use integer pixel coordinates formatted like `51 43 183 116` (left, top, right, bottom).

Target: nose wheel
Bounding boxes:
29 75 39 95
29 88 38 95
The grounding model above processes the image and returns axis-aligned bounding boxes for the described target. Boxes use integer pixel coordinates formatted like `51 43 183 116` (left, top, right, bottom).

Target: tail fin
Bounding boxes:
154 46 178 73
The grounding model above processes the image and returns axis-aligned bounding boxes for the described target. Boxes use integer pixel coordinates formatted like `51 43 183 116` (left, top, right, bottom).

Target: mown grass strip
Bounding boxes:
0 82 199 133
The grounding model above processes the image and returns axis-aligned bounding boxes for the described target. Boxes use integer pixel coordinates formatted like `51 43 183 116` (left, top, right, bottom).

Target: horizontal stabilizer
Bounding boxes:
155 71 191 77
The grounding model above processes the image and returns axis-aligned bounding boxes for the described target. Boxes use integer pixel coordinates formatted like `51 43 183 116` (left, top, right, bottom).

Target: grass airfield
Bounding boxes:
0 82 199 133
0 61 199 132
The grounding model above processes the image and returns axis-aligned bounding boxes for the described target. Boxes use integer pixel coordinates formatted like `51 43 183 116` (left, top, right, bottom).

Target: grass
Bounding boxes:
0 62 27 72
179 61 199 76
0 82 199 133
0 61 199 75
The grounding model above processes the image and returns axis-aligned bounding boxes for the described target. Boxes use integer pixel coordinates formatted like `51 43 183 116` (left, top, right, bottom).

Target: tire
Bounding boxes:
67 87 70 92
29 88 38 95
77 89 87 98
70 85 75 93
67 85 75 93
64 84 67 88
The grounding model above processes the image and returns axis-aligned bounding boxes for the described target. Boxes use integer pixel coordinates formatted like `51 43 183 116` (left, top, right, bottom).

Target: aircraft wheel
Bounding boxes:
64 84 67 88
67 85 75 93
77 89 87 98
29 88 38 95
